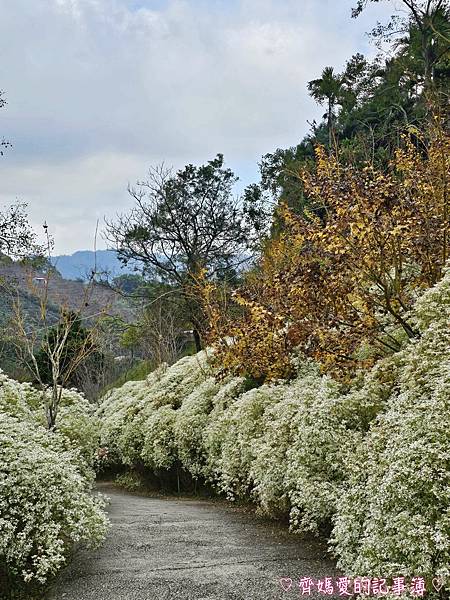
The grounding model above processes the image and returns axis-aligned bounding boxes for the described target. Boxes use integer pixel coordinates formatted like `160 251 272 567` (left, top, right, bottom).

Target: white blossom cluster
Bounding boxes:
97 352 214 469
99 271 450 597
331 270 450 595
0 376 109 589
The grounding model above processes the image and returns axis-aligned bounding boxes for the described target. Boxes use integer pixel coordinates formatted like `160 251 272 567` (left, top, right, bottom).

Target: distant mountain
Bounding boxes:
52 250 136 281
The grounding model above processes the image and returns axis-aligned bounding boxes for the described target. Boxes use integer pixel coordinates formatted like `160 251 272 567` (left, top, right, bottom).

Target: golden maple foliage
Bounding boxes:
202 120 449 381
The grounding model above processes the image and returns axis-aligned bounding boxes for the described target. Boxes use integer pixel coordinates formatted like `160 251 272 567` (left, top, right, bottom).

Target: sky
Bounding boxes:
0 0 394 254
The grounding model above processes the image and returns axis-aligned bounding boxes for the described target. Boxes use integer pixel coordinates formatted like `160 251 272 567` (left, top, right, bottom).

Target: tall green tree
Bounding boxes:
0 203 44 259
352 0 450 90
105 155 264 351
307 67 345 147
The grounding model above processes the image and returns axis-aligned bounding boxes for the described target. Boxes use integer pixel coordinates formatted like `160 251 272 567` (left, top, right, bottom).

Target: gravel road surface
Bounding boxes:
49 483 340 600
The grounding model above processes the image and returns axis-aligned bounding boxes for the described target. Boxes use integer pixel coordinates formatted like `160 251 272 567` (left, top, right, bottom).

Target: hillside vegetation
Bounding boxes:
0 261 131 323
0 259 138 394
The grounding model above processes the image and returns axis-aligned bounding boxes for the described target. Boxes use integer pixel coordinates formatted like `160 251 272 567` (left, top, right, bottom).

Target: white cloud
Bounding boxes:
0 0 393 253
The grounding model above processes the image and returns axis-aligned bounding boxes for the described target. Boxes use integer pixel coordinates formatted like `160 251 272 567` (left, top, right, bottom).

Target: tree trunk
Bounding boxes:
193 328 202 353
328 100 333 148
423 36 434 89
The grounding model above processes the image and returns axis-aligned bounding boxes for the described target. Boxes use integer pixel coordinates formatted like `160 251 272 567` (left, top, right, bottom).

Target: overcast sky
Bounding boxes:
0 0 393 254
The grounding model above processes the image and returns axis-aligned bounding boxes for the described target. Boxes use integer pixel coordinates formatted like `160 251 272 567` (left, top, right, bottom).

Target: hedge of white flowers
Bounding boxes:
98 269 450 597
0 375 109 592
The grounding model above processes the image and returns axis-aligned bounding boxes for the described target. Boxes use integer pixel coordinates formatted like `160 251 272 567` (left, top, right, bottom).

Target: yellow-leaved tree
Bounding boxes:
202 120 449 380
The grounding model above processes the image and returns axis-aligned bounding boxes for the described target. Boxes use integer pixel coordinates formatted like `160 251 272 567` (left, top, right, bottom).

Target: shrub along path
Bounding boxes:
49 483 341 600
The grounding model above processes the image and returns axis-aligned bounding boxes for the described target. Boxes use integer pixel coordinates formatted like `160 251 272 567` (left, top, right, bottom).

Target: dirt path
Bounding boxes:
49 483 340 600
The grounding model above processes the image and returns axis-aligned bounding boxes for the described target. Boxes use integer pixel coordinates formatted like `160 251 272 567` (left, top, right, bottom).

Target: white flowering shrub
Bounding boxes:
115 470 146 492
117 410 147 467
98 354 212 468
0 375 108 592
412 265 450 331
0 373 42 424
54 390 101 474
0 373 101 473
336 353 404 432
173 377 220 476
331 269 450 596
286 375 361 535
141 405 177 469
97 379 148 466
249 386 302 517
206 383 286 499
201 377 245 481
0 416 108 586
246 373 342 527
143 352 212 409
